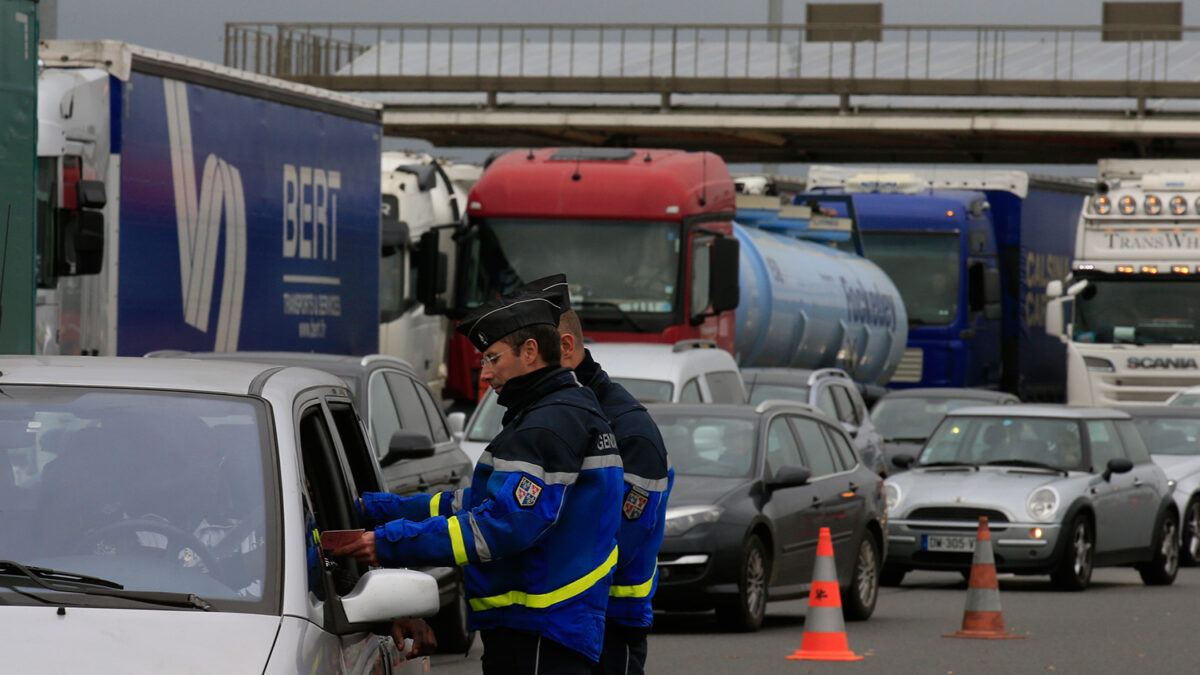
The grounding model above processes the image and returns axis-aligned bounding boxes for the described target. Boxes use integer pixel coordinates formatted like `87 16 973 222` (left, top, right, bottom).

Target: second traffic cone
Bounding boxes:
943 517 1023 640
786 527 863 661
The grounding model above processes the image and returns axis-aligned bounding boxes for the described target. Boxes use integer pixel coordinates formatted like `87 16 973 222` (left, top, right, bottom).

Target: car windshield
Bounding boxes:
1072 278 1200 344
649 412 757 477
871 397 996 441
747 383 809 406
860 231 960 326
0 386 275 611
1133 417 1200 455
467 391 504 442
611 377 673 403
920 415 1085 470
1170 394 1200 407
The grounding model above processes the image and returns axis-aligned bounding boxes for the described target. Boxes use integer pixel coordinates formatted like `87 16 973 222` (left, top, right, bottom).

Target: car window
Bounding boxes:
414 382 450 443
1116 420 1151 464
650 414 756 477
765 416 804 479
791 416 839 477
467 391 504 442
679 377 702 403
1133 417 1200 455
1086 420 1124 470
816 388 839 420
327 400 380 494
612 377 674 403
384 372 435 438
747 383 809 406
823 424 859 470
369 373 402 460
1169 393 1200 407
830 386 858 424
705 371 745 404
298 404 361 600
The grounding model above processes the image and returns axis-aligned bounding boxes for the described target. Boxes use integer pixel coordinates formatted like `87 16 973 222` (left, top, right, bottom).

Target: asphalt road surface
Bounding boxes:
431 567 1200 673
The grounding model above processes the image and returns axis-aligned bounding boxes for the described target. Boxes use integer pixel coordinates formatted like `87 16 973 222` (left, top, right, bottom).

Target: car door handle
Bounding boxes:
1132 477 1143 487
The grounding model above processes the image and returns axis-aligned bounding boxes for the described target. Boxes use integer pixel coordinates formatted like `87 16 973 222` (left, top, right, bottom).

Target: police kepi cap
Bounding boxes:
513 274 571 311
457 291 564 352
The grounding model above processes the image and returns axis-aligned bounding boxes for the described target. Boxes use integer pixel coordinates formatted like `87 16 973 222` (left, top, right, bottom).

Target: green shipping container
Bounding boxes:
0 0 37 353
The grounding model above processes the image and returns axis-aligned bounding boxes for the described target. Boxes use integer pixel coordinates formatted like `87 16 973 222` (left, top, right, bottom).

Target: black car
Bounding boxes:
147 351 475 652
870 387 1019 472
648 401 886 632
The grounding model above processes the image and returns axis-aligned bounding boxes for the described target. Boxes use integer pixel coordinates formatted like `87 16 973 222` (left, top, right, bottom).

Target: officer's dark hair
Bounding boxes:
501 324 561 365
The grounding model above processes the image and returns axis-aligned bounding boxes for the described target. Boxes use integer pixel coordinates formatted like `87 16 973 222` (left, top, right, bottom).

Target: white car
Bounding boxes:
459 340 746 463
1166 385 1200 407
0 356 438 672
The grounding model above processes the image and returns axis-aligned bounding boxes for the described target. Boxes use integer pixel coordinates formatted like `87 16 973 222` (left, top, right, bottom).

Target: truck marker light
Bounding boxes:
665 205 680 214
1144 195 1163 215
1092 196 1111 215
945 210 955 217
1170 196 1188 215
469 201 482 210
1173 266 1191 275
1117 265 1135 274
1077 264 1095 271
1141 266 1158 274
1119 196 1137 215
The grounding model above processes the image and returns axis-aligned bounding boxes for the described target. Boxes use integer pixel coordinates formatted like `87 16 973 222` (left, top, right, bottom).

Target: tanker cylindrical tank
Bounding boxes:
733 222 908 385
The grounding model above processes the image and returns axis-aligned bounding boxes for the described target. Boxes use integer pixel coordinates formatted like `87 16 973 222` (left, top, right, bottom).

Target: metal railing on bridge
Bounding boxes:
224 21 1200 107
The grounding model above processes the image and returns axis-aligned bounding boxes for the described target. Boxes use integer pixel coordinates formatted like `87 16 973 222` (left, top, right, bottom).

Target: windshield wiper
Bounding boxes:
577 301 647 332
885 436 928 443
984 459 1068 476
916 461 978 469
0 560 213 611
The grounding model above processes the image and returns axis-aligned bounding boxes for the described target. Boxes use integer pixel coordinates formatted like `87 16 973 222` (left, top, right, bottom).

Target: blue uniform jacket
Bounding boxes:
358 366 623 662
577 350 673 628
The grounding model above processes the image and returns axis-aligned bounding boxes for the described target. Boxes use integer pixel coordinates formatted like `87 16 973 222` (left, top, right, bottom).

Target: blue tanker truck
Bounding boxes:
35 40 384 356
803 167 1090 401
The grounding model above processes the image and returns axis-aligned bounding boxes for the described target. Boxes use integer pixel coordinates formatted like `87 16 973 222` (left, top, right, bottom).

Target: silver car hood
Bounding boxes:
890 467 1072 517
1152 454 1200 480
5 606 278 672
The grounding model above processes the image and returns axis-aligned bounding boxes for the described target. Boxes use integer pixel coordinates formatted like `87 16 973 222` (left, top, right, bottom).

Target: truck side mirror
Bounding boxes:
1046 296 1067 343
416 229 449 315
1046 280 1063 298
709 236 740 314
55 209 104 276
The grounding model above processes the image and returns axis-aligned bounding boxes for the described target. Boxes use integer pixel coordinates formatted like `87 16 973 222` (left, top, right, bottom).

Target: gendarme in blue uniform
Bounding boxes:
357 366 623 662
576 350 673 631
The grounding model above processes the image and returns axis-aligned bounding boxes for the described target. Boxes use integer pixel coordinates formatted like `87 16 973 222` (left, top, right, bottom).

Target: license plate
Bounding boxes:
923 535 975 552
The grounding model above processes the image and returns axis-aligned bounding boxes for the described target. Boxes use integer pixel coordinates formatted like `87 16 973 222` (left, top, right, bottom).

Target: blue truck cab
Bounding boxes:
803 168 1089 401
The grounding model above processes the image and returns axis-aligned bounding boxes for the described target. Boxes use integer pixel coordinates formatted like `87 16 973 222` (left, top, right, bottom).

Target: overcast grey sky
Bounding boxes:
54 1 1151 67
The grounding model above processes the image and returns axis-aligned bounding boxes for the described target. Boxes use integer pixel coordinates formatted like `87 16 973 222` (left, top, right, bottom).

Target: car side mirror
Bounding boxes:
446 411 466 437
326 568 440 636
1102 457 1133 481
380 430 436 467
766 465 811 490
892 454 915 469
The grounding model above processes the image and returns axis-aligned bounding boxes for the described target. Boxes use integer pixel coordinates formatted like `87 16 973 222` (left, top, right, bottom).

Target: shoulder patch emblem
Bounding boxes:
515 476 543 507
623 486 650 520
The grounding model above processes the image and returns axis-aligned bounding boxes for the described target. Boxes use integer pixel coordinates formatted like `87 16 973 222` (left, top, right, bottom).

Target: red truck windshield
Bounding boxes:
461 218 682 316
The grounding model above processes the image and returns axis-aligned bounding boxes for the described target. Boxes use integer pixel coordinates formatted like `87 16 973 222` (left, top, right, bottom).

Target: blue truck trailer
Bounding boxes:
35 41 383 356
804 167 1090 401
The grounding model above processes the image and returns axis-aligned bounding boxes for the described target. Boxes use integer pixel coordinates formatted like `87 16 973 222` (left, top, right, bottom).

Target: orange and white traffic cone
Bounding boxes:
943 516 1024 640
786 527 864 661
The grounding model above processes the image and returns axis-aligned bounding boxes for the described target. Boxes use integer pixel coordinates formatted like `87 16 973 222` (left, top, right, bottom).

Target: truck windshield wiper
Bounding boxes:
984 459 1068 476
0 560 213 611
577 301 646 332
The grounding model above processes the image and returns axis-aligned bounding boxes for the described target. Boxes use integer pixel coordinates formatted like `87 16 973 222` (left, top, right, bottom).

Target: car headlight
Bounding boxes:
1026 487 1059 522
664 505 724 537
884 483 901 513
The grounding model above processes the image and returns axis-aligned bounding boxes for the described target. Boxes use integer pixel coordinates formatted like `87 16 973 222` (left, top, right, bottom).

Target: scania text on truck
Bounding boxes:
806 167 1089 401
1047 160 1200 405
36 40 383 356
419 148 907 406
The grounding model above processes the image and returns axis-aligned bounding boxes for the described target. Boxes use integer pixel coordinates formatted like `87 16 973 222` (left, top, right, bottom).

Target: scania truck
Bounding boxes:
36 40 383 356
1047 160 1200 405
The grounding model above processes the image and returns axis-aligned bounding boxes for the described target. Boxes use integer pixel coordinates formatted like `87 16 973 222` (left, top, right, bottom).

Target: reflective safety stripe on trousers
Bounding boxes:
469 546 619 611
610 566 656 598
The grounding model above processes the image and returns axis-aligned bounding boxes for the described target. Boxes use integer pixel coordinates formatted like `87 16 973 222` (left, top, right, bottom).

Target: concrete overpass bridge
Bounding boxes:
224 22 1200 163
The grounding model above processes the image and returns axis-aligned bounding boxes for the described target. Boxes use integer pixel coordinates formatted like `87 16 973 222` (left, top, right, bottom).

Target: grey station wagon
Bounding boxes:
883 405 1179 591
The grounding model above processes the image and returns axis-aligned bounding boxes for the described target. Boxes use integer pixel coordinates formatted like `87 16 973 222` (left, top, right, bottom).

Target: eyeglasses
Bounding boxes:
480 346 519 368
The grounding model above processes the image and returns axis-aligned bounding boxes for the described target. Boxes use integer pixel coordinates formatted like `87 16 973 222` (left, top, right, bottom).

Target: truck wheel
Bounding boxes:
880 565 906 587
1050 515 1093 591
715 534 769 632
1181 499 1200 566
1137 511 1180 586
430 576 475 654
842 534 879 621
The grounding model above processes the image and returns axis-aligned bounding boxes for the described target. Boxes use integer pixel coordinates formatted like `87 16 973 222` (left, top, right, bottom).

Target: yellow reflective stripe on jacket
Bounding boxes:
610 566 657 598
447 516 469 566
469 546 619 611
429 492 443 518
